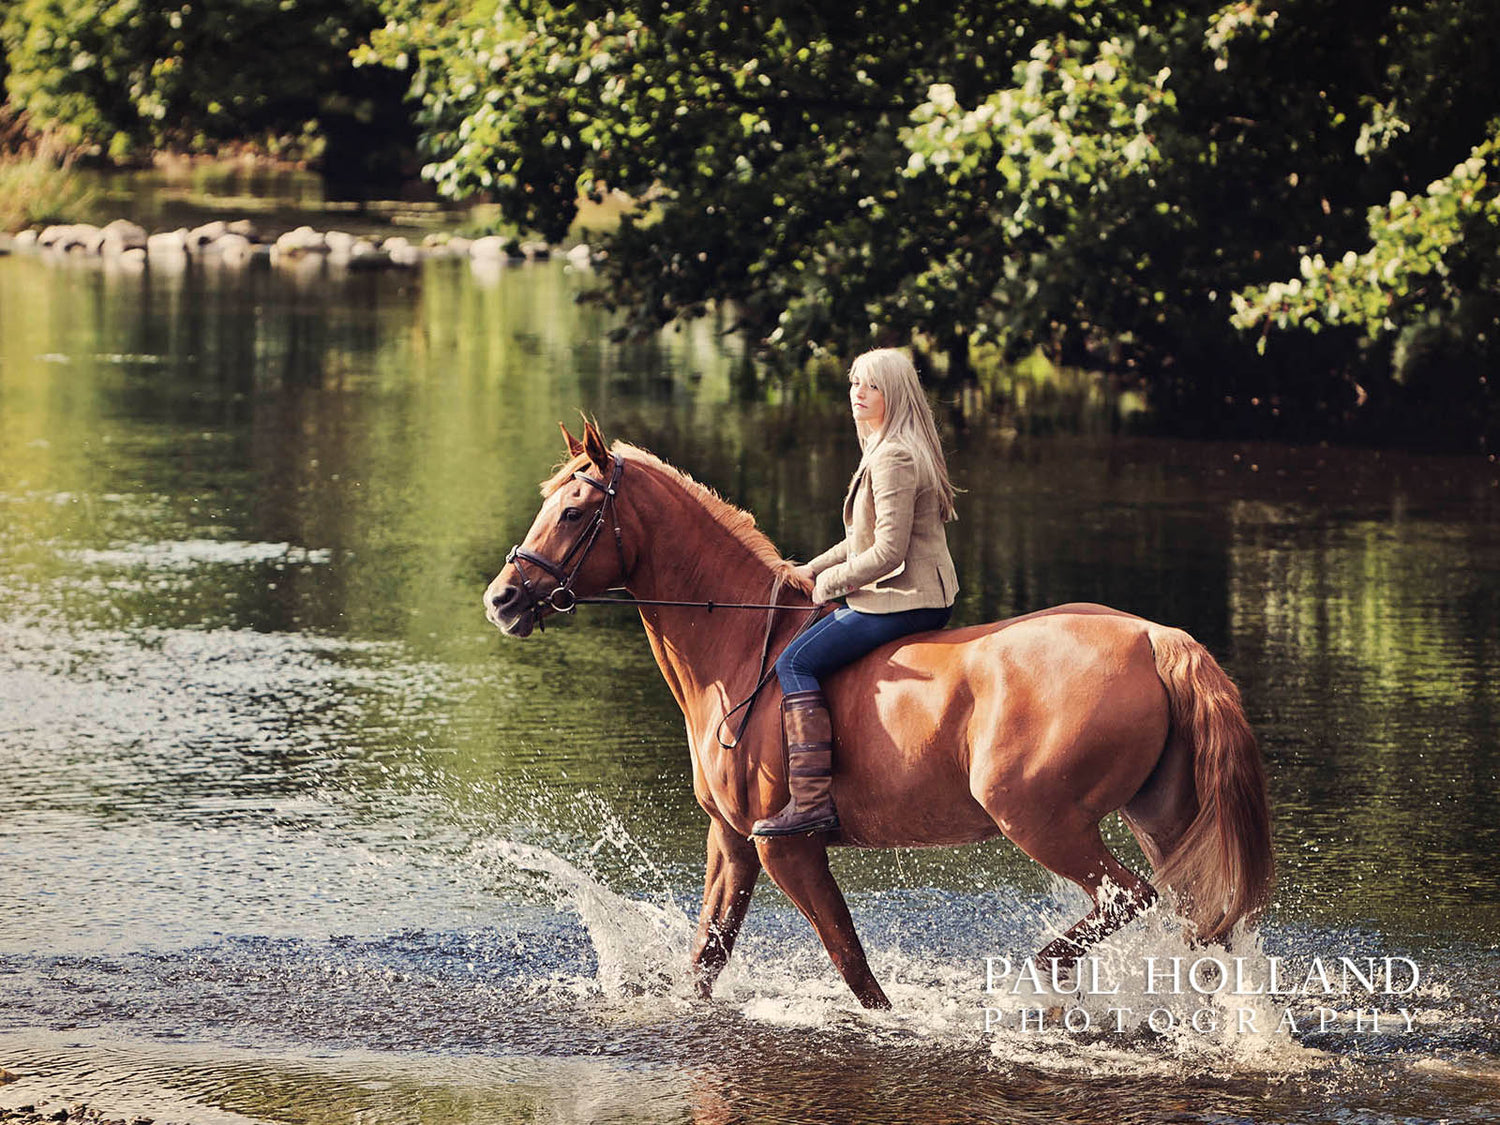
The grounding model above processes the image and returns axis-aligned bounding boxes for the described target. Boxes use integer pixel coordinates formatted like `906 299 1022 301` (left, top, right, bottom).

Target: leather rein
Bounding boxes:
502 453 822 747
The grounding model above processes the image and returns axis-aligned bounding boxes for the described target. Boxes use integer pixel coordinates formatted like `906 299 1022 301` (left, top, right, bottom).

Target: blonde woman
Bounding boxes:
754 348 959 837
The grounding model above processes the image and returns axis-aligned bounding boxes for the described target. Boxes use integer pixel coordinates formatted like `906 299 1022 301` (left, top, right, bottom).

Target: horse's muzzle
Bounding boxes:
484 578 534 637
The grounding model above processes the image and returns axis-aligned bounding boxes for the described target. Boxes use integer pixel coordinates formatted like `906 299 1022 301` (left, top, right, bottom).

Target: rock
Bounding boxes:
436 236 478 257
224 218 260 241
520 240 551 260
43 223 104 253
100 218 147 254
348 238 378 258
381 235 411 253
14 229 39 249
71 225 106 254
388 242 421 266
209 232 254 264
323 229 357 254
469 235 507 260
147 228 189 255
187 220 227 250
274 225 326 254
565 242 594 265
116 247 148 268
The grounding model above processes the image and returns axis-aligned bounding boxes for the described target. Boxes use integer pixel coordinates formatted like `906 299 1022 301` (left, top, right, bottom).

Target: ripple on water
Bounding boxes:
57 540 335 570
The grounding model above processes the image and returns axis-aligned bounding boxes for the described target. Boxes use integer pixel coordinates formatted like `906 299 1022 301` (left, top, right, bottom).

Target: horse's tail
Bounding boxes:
1147 626 1274 943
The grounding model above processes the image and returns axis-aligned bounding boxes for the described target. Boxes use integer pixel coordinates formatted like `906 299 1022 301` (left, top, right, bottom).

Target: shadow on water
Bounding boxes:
1 239 1499 1123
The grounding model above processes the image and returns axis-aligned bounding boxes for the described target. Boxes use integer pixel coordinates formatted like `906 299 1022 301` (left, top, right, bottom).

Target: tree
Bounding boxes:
365 0 1170 363
365 0 1500 448
1 0 409 172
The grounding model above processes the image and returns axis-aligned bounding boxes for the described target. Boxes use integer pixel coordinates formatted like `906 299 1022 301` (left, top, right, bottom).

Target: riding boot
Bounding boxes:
751 689 841 837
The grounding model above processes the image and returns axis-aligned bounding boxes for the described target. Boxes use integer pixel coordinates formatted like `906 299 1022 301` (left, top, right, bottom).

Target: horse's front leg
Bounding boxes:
691 816 762 1000
756 835 891 1010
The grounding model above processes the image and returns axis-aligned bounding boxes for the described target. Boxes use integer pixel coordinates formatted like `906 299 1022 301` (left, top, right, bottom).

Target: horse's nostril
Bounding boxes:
491 587 517 608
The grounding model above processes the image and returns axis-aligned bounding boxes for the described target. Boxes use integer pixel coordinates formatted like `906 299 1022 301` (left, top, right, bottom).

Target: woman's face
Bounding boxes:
849 369 886 432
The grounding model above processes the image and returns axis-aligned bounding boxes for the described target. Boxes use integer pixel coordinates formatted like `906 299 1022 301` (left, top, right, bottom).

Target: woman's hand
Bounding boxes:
791 562 816 588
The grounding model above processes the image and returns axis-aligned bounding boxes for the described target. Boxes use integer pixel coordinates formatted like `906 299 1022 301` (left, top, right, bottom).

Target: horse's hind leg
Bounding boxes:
1008 817 1159 967
756 835 891 1010
692 817 763 1000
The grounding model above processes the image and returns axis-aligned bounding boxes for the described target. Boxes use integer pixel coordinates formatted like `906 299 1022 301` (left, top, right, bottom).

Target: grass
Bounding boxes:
0 110 93 232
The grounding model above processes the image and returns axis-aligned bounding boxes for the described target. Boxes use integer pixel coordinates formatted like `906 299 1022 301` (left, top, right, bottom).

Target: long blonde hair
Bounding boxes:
852 348 958 522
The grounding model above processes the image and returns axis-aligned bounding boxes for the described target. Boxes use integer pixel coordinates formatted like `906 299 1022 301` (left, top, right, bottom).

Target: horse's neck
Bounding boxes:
624 471 799 728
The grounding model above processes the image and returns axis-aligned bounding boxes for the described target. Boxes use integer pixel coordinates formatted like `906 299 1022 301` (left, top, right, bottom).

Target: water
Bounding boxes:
2 228 1500 1123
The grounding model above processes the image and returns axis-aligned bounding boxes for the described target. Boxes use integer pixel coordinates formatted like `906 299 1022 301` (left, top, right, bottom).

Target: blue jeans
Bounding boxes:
775 604 953 694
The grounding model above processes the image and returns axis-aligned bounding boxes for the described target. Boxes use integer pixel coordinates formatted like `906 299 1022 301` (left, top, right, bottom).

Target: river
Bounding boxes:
1 184 1498 1124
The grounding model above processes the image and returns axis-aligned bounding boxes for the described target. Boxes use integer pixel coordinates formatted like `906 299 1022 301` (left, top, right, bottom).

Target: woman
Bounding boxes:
753 348 959 837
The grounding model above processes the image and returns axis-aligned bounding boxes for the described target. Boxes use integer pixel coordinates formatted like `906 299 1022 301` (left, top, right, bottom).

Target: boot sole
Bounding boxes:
750 817 841 838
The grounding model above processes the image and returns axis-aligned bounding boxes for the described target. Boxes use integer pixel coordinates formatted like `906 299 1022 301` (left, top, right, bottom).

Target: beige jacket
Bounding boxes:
808 439 958 612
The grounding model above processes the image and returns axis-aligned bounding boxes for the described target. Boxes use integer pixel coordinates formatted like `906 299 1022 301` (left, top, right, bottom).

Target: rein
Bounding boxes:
502 452 824 748
572 586 821 750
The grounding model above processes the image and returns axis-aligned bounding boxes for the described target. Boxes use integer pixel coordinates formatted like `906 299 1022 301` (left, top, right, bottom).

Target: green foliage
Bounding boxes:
888 38 1172 362
1 0 396 159
1231 126 1499 346
363 0 1160 357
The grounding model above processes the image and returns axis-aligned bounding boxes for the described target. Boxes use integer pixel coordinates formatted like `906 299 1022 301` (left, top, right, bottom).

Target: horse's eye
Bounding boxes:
561 507 583 523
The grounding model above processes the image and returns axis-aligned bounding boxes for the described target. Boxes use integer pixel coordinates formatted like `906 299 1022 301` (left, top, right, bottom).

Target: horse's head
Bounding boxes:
484 420 632 638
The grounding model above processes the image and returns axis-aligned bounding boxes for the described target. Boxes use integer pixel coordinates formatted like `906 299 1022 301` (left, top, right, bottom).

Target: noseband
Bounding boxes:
504 453 629 629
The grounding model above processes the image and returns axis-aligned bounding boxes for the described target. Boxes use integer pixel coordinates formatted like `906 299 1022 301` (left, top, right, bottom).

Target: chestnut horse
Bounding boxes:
484 422 1273 1009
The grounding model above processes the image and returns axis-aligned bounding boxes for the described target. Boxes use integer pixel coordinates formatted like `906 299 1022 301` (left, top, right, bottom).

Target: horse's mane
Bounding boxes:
540 441 813 595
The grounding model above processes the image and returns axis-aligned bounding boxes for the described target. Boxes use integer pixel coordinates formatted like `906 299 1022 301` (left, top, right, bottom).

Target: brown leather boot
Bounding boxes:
751 689 841 837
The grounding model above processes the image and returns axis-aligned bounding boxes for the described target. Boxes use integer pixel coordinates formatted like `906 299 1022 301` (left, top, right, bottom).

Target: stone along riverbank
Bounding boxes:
2 217 596 272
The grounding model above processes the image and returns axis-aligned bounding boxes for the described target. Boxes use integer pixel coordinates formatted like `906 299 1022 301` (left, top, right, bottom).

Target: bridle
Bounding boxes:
504 453 630 628
499 450 823 747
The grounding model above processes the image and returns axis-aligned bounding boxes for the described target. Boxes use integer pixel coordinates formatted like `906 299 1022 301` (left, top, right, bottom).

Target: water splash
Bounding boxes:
471 837 692 999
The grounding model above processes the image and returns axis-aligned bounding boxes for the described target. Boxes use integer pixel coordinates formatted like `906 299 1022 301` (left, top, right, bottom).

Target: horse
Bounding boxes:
484 420 1274 1010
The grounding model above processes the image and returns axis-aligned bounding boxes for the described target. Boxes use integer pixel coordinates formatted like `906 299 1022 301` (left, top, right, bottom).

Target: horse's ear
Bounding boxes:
582 419 610 472
559 422 585 458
